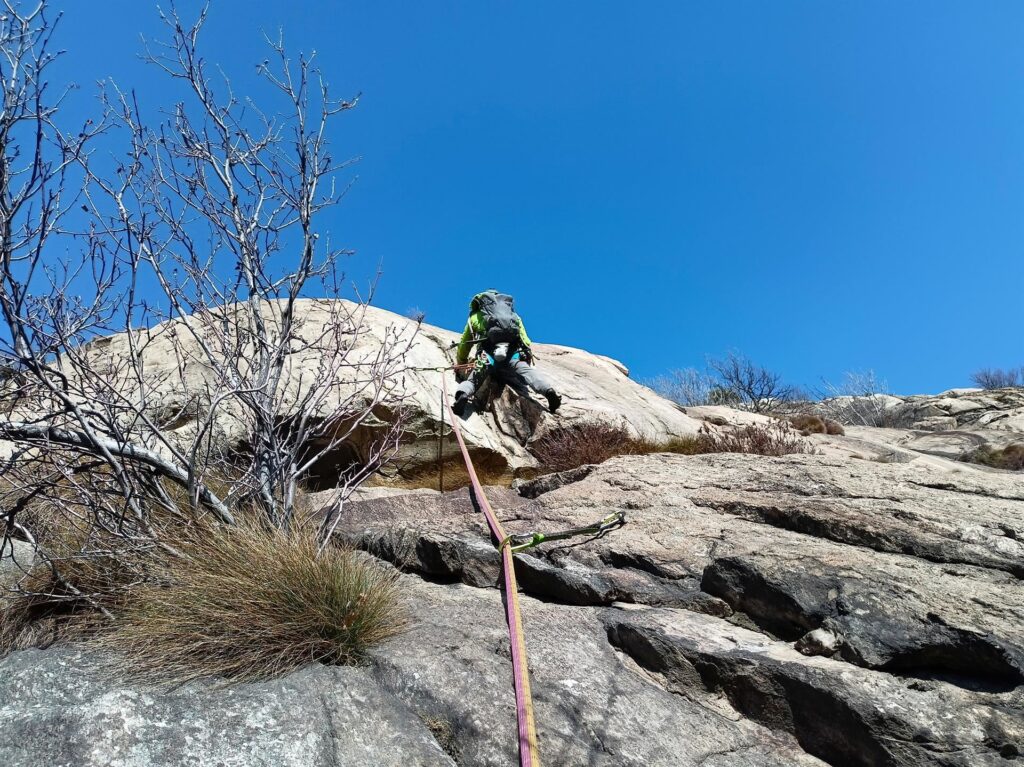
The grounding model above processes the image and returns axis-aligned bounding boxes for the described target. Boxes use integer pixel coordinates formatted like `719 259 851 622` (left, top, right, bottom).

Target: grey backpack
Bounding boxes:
473 291 521 346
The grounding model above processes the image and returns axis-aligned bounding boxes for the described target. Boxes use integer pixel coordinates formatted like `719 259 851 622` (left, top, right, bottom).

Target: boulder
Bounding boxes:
825 387 1024 433
8 300 701 478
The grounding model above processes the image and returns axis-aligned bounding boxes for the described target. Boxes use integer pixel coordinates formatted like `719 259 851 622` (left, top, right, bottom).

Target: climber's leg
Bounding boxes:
505 359 561 413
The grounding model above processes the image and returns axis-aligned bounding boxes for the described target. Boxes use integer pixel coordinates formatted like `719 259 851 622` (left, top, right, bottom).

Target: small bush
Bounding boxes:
707 352 795 413
654 424 816 458
1 507 150 653
2 470 407 680
89 519 405 684
529 422 656 473
815 370 909 427
681 423 816 458
647 368 717 406
960 443 1024 471
787 414 845 436
970 367 1024 390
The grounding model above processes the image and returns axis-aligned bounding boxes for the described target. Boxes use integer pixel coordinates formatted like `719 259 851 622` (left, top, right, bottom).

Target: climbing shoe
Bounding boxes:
546 392 562 414
452 392 470 417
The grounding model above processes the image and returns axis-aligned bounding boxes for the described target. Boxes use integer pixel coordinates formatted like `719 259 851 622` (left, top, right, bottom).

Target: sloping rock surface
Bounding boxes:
3 432 1023 765
31 299 701 476
329 453 1024 765
0 648 454 767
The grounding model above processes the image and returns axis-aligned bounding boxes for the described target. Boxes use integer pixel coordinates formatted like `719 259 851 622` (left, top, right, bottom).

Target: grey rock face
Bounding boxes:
368 577 823 767
332 452 1024 765
3 451 1023 765
1 537 33 592
0 648 455 767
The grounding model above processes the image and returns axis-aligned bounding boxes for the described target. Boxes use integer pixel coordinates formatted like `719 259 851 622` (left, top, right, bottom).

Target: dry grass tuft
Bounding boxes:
960 443 1024 471
787 414 846 436
421 714 461 760
530 420 814 474
682 423 817 457
88 518 406 684
1 510 148 654
2 465 407 681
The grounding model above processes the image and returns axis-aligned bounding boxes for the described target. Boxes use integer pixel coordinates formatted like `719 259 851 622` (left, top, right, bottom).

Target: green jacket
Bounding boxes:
455 294 533 364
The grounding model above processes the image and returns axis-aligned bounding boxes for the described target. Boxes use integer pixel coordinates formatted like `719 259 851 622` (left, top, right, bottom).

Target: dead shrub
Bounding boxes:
826 420 846 436
787 414 846 436
529 422 655 473
1 471 166 653
1 536 145 654
89 518 405 684
2 465 406 679
695 423 815 456
529 421 814 473
959 444 1024 471
970 367 1023 390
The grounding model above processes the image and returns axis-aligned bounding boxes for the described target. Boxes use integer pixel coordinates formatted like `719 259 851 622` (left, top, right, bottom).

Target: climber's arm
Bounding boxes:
518 319 535 362
455 321 475 364
517 319 533 349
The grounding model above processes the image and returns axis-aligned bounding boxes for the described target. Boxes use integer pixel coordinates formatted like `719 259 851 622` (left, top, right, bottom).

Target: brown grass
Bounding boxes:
1 463 250 654
787 414 846 436
529 420 814 474
529 422 657 473
88 518 405 684
959 443 1024 471
2 467 407 681
0 505 150 654
684 423 817 457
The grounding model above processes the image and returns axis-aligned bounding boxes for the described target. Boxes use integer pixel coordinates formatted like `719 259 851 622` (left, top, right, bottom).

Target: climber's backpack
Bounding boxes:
474 291 521 346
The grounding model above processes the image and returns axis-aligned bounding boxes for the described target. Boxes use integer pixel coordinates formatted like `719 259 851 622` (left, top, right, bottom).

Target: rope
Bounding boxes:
441 376 541 767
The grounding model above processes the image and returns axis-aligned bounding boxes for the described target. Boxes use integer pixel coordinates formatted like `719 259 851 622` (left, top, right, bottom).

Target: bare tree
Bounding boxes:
970 367 1023 390
647 367 716 406
814 370 904 427
706 351 793 413
0 0 412 615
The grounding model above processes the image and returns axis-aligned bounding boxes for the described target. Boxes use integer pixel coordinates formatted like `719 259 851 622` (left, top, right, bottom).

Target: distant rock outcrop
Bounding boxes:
821 386 1024 432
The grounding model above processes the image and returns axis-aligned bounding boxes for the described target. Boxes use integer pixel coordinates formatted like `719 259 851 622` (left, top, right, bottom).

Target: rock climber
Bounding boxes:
452 290 562 417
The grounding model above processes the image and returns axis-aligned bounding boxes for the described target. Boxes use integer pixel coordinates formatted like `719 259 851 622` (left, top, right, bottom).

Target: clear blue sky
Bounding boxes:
55 1 1023 394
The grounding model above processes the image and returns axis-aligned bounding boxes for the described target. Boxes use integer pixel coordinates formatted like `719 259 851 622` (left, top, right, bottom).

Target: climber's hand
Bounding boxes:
521 347 534 365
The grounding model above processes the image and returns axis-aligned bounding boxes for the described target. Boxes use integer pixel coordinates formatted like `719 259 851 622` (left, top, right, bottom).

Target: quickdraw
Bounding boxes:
499 511 626 554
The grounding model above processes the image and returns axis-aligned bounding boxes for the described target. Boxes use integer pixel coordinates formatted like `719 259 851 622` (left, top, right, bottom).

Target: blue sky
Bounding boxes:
54 1 1023 394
